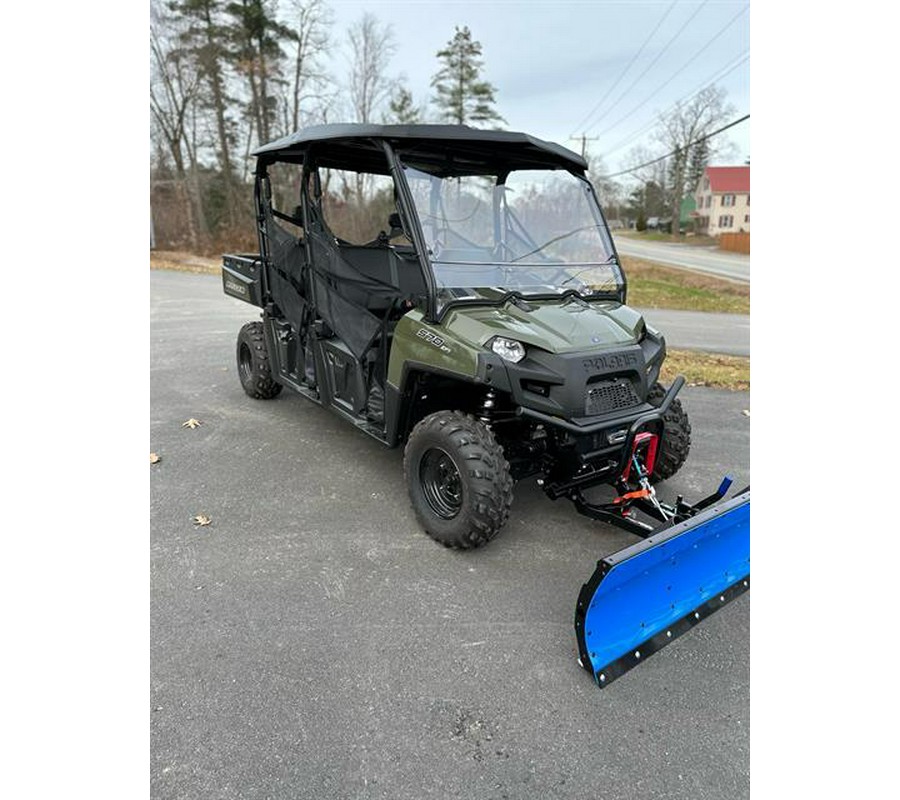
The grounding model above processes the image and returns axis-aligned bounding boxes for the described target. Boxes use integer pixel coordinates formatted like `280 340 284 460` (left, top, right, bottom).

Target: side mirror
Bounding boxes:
388 212 403 234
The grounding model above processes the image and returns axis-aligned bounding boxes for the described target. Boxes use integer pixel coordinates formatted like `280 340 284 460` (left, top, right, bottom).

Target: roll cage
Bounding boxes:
252 125 624 325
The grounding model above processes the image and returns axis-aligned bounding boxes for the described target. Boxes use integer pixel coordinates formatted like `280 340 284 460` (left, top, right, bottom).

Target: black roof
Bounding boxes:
252 123 587 175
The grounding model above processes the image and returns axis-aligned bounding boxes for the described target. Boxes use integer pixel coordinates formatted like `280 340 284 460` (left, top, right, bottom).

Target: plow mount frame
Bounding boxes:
570 475 739 538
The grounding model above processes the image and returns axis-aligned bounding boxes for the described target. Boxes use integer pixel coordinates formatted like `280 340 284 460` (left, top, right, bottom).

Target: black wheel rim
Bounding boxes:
238 342 253 384
420 448 463 520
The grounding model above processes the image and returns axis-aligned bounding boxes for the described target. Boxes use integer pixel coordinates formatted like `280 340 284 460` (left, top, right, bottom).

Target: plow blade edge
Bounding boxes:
575 490 750 688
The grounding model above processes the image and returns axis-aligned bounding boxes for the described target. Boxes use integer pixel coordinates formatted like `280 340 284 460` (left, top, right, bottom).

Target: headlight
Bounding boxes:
489 336 526 363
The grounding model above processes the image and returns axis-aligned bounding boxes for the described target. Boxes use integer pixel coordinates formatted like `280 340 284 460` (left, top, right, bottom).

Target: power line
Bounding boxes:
584 0 709 132
570 0 678 136
598 113 749 180
603 50 749 157
592 4 750 137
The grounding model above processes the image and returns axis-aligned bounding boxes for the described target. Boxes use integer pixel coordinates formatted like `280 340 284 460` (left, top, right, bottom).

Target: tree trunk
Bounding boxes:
257 31 271 144
203 14 238 226
292 38 304 131
457 62 464 124
184 111 210 251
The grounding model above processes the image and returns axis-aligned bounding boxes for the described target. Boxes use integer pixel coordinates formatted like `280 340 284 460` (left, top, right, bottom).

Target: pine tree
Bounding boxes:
225 0 290 146
686 137 710 194
169 0 240 224
430 26 504 127
387 86 421 124
667 145 689 230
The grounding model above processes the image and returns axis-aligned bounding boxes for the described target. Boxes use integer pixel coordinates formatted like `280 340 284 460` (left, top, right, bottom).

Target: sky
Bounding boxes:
322 0 750 181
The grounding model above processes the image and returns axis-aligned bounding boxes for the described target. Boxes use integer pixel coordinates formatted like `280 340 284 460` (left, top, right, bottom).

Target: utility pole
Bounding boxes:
569 133 600 159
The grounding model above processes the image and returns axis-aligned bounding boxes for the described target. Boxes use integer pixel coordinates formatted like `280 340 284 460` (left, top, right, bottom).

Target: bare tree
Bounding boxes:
150 7 207 248
622 144 669 189
617 145 669 226
584 152 623 222
346 13 396 125
345 13 396 203
653 86 734 238
150 8 197 177
283 0 333 132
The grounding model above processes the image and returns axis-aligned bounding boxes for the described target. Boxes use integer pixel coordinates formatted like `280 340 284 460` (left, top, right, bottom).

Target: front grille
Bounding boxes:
585 379 641 416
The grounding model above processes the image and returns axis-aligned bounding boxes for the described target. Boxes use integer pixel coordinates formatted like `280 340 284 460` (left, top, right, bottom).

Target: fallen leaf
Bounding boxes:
182 418 203 429
150 452 161 464
192 514 212 527
742 409 750 417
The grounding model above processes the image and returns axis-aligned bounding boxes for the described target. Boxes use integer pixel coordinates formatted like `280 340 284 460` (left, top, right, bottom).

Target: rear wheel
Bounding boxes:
404 411 514 549
648 382 691 481
236 321 282 399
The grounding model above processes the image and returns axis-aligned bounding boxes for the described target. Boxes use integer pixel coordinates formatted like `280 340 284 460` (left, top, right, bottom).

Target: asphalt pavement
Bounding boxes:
614 236 751 284
150 269 750 799
638 308 749 357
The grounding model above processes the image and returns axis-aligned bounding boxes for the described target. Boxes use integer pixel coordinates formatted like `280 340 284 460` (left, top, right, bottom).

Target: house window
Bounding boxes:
706 196 712 208
744 214 749 223
722 194 735 207
747 194 750 206
703 178 709 190
718 215 734 228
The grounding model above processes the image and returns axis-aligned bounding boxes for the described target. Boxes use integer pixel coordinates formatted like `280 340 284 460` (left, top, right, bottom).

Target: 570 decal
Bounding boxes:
416 328 452 353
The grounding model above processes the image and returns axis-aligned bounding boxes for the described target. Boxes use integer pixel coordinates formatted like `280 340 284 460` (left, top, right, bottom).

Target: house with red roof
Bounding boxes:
693 165 750 237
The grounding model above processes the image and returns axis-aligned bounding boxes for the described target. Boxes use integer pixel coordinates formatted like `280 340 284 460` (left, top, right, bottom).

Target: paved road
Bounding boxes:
638 308 749 357
615 236 751 284
150 269 750 799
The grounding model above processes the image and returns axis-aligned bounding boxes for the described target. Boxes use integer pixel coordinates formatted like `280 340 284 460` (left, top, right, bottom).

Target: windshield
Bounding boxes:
400 164 623 311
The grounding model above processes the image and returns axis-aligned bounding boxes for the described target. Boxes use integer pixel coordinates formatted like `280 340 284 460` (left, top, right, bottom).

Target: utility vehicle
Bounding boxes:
222 124 749 687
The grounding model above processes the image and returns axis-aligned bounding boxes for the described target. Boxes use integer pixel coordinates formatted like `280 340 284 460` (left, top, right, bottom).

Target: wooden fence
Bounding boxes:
719 231 750 254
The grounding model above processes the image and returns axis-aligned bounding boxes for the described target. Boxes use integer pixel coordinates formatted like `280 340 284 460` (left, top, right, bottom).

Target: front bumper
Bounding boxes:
518 376 685 498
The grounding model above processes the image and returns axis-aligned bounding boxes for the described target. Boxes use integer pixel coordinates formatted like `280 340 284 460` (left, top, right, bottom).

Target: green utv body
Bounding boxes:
223 125 748 688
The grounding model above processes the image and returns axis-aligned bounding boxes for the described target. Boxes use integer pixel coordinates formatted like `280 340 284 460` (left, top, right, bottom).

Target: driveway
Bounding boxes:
151 269 750 799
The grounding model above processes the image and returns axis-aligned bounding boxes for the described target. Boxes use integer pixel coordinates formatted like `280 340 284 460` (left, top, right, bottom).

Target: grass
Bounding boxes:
622 256 750 314
150 250 219 275
617 230 719 247
661 349 750 391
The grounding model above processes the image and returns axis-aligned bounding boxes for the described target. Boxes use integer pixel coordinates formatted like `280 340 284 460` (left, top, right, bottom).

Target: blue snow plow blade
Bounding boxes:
574 490 750 688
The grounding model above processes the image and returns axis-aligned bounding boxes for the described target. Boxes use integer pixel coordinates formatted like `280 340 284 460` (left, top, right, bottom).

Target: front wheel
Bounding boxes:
648 382 692 481
403 411 514 549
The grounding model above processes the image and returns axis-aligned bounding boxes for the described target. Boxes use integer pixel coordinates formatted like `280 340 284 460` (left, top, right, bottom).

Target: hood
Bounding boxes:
442 298 645 354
